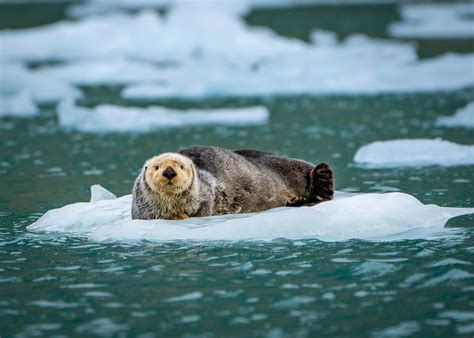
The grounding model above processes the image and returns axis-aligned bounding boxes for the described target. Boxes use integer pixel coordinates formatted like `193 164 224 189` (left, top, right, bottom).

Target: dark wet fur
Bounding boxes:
132 146 334 219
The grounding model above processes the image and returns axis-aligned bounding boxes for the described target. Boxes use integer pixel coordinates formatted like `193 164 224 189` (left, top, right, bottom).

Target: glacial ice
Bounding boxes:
66 0 341 18
90 184 117 203
121 52 474 99
0 90 39 117
27 185 474 242
0 9 304 63
35 59 167 85
0 63 81 104
436 102 474 128
0 11 165 62
390 4 474 39
1 7 473 98
67 0 173 18
57 98 269 132
354 139 474 168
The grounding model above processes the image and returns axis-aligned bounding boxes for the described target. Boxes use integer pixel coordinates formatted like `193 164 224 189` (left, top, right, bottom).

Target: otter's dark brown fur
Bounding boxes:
132 146 334 220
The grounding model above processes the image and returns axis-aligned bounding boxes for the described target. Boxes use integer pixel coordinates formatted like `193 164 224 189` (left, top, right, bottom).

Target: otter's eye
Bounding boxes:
180 165 184 170
154 166 159 170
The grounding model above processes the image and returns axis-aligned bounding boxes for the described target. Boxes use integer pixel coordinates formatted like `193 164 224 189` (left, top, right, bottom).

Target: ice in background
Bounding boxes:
389 3 474 38
1 2 474 337
436 101 474 128
1 1 474 122
354 139 474 168
57 98 269 132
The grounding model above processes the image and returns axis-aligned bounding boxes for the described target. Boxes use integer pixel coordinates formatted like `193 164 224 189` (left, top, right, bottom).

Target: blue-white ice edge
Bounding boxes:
27 185 474 243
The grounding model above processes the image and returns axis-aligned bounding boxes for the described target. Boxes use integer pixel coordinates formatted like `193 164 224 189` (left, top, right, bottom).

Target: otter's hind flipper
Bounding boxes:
286 196 310 207
309 163 334 203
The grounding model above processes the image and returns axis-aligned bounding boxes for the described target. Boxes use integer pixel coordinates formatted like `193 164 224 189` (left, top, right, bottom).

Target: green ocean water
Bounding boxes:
1 2 474 337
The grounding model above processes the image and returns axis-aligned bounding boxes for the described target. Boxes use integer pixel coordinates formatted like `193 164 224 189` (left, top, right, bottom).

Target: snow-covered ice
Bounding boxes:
390 3 474 39
436 102 474 128
28 185 474 242
57 98 269 132
0 90 39 117
354 139 474 168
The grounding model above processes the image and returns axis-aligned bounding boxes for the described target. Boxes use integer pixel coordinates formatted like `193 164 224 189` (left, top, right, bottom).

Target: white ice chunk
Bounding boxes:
0 9 304 64
0 90 39 117
354 139 474 168
390 4 474 39
0 11 167 62
66 0 349 19
121 52 474 98
90 184 117 203
67 0 253 18
35 59 167 85
1 9 473 96
67 0 172 18
436 102 474 128
0 63 81 103
27 187 473 242
122 83 196 100
57 98 269 133
310 30 339 46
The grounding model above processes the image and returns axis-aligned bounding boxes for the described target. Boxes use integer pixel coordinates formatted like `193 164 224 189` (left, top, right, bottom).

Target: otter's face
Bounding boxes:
144 153 194 194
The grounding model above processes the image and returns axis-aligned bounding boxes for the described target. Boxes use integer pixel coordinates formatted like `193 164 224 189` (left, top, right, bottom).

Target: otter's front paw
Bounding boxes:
285 196 310 207
178 213 189 219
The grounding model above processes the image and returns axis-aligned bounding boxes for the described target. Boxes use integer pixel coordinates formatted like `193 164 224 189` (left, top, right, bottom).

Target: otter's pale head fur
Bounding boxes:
143 153 195 195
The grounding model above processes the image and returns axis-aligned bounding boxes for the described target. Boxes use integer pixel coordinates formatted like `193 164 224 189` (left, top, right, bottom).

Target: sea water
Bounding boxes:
1 1 473 337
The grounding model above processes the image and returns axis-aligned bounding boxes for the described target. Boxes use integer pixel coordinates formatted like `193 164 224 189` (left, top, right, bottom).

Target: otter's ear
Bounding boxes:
144 165 148 172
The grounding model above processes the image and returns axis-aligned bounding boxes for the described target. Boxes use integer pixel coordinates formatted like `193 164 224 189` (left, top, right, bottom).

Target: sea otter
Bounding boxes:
132 146 334 220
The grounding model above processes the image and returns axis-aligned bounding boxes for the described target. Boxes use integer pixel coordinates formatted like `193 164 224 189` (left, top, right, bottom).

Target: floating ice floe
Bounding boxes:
0 8 305 64
67 0 172 18
436 102 474 128
1 7 473 97
390 4 474 39
0 11 165 62
67 0 255 18
0 90 39 117
354 139 474 168
0 63 81 104
66 0 378 18
35 59 167 85
120 52 474 99
28 185 473 242
57 98 269 132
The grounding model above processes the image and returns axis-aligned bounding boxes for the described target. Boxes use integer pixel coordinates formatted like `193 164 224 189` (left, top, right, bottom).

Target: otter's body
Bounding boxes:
132 146 333 220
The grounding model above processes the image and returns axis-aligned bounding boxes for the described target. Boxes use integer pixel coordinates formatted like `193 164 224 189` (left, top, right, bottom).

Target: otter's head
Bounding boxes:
143 153 195 195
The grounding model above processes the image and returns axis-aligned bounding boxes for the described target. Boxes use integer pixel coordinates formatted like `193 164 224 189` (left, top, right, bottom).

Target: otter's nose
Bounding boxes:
162 167 177 180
